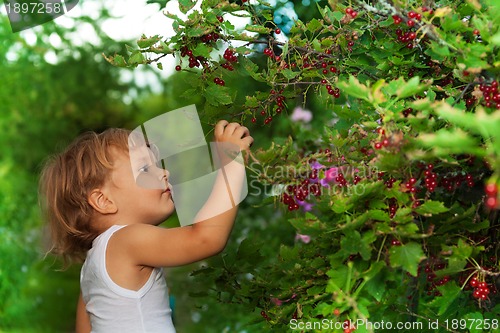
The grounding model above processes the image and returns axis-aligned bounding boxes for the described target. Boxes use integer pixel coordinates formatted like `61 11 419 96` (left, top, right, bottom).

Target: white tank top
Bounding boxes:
80 225 176 333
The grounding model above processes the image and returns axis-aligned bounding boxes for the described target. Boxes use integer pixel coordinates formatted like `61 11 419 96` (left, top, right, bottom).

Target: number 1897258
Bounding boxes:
5 2 64 15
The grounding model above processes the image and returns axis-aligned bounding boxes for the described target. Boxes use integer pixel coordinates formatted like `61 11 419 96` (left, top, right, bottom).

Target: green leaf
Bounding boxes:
306 18 323 33
464 312 484 333
178 0 196 14
428 283 462 315
239 57 264 81
389 242 426 276
187 27 206 38
336 76 371 102
103 54 127 67
425 40 451 61
434 101 477 128
137 35 161 49
180 88 198 100
331 196 354 213
414 200 449 215
128 51 146 65
281 69 299 80
236 238 263 264
204 85 233 106
340 231 373 260
491 31 500 46
364 271 386 302
289 213 323 234
396 76 423 99
418 129 481 156
326 265 349 292
245 24 270 34
440 239 473 274
193 43 211 58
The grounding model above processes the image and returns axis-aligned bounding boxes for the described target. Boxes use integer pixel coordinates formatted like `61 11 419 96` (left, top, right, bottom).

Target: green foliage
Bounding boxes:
117 0 500 331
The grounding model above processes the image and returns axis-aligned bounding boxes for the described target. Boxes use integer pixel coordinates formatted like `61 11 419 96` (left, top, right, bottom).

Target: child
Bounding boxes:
38 120 253 333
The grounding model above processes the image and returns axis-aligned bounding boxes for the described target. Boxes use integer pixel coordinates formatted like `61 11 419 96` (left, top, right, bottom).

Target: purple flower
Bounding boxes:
320 167 338 187
295 233 311 244
290 106 312 123
297 200 314 212
310 160 325 170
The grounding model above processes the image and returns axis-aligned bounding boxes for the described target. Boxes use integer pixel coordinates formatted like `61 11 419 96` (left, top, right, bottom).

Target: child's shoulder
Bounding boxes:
111 224 159 244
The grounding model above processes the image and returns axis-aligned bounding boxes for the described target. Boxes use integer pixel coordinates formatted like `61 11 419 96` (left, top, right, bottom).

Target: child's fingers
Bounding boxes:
214 120 229 138
241 136 254 148
233 125 250 139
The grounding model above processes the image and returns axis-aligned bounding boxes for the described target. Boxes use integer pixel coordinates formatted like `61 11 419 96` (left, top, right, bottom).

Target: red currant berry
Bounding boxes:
486 196 498 209
485 183 498 195
275 28 281 34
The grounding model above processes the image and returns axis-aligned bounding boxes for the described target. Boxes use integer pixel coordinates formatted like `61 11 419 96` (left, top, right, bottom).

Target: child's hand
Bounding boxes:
214 120 253 153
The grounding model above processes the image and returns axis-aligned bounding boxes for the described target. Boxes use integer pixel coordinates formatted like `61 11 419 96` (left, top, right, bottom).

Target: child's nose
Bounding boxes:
155 166 170 187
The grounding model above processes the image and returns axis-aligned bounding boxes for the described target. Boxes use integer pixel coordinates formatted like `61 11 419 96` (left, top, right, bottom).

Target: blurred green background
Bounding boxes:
0 1 298 331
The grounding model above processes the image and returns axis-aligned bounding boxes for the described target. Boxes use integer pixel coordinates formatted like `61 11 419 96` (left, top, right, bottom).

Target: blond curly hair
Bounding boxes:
39 128 130 265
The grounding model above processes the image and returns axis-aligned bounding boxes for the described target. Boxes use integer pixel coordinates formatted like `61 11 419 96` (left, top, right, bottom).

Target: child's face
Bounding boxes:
107 146 175 225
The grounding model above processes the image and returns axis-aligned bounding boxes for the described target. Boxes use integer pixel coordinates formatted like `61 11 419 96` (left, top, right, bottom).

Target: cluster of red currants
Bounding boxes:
282 175 322 211
345 7 358 19
176 47 208 70
334 172 348 187
479 80 500 109
395 29 417 49
320 79 341 98
423 164 438 192
199 31 221 44
466 80 500 110
392 9 423 27
213 77 225 86
391 239 402 246
469 276 491 300
402 107 413 117
443 173 475 192
373 128 390 150
485 182 498 209
263 47 279 62
421 260 449 296
387 198 399 219
221 48 238 71
251 89 287 125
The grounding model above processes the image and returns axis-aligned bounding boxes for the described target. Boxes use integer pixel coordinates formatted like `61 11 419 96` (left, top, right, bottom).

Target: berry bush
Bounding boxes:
106 0 499 331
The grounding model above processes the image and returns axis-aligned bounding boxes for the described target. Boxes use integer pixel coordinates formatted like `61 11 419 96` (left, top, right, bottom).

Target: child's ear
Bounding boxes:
88 189 117 214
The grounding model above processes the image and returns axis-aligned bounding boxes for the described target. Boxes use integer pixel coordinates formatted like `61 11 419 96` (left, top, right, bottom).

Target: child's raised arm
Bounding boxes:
111 121 253 268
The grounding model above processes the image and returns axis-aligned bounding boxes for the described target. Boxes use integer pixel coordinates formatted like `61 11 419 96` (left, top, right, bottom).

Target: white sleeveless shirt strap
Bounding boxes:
81 225 176 333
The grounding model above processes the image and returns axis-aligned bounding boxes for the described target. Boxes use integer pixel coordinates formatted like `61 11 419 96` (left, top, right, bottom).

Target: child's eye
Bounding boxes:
139 165 150 173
